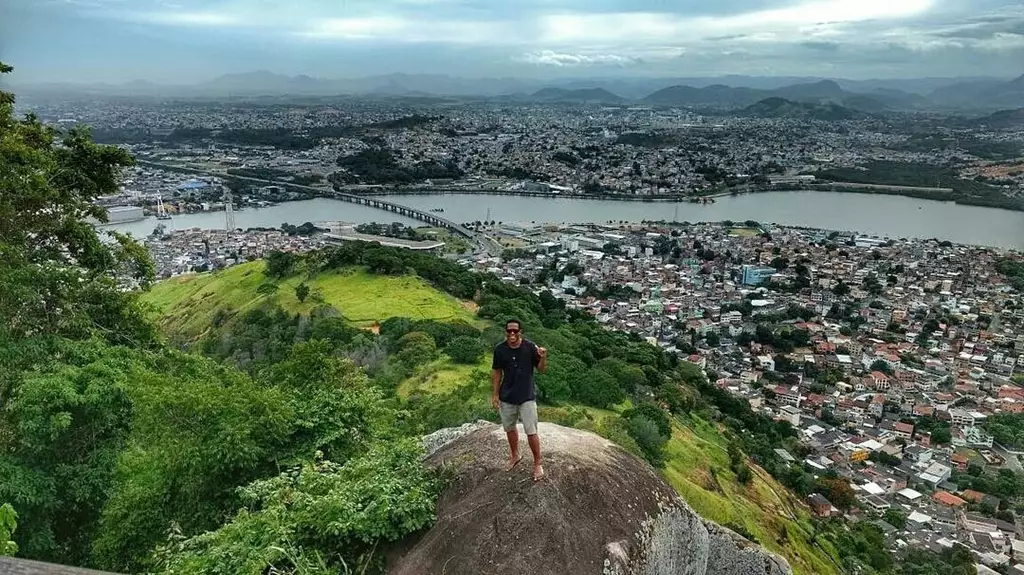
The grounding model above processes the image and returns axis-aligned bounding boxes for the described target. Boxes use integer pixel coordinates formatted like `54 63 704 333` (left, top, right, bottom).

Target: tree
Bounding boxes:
627 415 668 467
264 250 297 278
445 335 486 365
256 282 279 296
0 63 154 350
705 332 721 347
295 282 310 303
870 360 893 376
573 368 626 409
153 440 443 575
818 477 856 509
883 508 907 529
832 281 850 297
395 331 437 368
0 504 17 557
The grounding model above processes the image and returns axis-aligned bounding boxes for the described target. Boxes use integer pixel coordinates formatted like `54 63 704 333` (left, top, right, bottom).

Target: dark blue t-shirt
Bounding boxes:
492 339 540 405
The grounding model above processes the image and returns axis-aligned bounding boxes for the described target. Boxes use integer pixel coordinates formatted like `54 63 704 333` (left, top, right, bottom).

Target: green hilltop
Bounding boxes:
141 252 842 575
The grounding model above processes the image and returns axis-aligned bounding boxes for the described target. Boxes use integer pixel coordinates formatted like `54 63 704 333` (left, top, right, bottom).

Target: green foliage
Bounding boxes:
996 257 1024 291
295 282 311 303
403 379 498 437
573 368 626 409
0 504 17 557
395 332 437 368
817 477 856 510
154 440 445 575
627 416 668 467
817 159 1021 211
265 250 298 279
593 417 644 460
0 64 154 348
882 509 907 529
986 413 1024 449
535 353 585 402
445 335 485 364
335 147 463 185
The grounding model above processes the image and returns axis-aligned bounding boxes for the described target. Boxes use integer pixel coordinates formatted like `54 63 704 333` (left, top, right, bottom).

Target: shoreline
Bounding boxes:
136 160 1023 213
357 184 1023 212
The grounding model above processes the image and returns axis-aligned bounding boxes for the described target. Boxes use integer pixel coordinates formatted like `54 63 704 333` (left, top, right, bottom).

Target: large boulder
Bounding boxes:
389 422 790 575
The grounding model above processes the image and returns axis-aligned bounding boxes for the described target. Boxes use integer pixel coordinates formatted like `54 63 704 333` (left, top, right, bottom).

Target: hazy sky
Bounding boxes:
2 0 1023 83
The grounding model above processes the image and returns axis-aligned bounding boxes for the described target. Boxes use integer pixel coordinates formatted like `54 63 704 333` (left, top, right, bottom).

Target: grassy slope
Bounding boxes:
143 261 479 339
145 265 840 574
397 363 841 575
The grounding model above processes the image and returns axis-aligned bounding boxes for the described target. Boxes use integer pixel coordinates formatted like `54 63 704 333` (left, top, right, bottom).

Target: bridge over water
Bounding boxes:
136 161 501 254
327 191 474 239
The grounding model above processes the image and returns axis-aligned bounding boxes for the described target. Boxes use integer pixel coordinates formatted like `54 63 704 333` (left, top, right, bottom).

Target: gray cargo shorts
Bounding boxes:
499 400 539 435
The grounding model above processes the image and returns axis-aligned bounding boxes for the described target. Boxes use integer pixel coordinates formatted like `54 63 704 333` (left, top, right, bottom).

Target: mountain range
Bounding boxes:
738 97 868 121
643 79 939 111
9 70 1024 111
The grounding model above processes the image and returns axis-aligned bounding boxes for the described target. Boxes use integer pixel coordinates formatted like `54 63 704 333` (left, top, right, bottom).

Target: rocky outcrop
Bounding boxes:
390 422 790 575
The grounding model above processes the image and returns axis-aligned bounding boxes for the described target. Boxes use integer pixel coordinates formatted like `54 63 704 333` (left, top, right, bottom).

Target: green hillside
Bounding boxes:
139 253 841 575
143 260 479 339
395 358 840 575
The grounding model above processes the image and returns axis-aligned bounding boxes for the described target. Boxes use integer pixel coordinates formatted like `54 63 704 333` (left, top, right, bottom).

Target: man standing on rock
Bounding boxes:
492 318 547 481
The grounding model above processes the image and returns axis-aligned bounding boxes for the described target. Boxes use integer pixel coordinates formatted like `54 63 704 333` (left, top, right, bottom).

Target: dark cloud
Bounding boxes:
800 41 841 51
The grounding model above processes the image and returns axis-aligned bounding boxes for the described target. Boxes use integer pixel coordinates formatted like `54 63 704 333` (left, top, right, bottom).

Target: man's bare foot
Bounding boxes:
506 453 523 471
532 464 545 481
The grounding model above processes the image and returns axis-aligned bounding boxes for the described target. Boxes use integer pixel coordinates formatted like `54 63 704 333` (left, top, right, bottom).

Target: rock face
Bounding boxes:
389 422 791 575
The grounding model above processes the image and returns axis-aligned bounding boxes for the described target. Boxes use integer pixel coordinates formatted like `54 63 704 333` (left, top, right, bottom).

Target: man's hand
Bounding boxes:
538 347 548 358
491 395 501 411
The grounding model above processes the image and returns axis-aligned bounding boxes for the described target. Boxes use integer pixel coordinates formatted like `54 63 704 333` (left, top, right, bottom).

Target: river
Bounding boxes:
105 191 1024 250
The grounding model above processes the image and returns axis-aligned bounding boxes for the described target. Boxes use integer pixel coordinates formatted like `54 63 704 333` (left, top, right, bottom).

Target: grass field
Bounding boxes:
397 355 493 398
143 261 479 339
728 227 761 237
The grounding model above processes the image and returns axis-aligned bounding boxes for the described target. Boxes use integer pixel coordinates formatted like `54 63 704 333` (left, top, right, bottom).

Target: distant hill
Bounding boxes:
641 84 764 107
973 108 1024 130
929 74 1024 109
641 80 921 111
739 97 864 121
529 87 626 103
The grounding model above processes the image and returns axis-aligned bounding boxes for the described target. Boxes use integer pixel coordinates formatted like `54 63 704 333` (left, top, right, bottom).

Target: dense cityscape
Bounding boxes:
22 73 1024 575
5 0 1024 572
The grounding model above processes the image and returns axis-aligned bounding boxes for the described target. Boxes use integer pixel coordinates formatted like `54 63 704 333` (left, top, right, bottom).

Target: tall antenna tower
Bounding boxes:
485 206 491 225
223 187 235 232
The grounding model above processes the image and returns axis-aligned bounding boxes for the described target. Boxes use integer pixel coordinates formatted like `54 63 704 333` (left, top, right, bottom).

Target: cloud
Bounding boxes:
519 50 639 66
15 0 1024 80
801 41 841 51
129 11 239 26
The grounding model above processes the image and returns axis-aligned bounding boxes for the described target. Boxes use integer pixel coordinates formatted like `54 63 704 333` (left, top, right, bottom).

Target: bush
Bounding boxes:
444 336 486 365
627 415 668 467
153 440 444 575
572 368 626 409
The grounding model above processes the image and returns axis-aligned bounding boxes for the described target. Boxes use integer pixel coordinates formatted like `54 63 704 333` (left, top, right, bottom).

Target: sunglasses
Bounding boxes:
505 328 520 334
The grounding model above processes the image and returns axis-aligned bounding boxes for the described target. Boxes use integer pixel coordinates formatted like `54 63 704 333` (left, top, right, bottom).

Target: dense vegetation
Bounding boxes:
0 64 981 575
985 413 1024 449
815 160 1023 211
996 257 1024 291
335 147 463 184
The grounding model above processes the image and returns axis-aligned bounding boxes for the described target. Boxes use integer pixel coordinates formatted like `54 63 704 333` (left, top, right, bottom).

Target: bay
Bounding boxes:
105 191 1024 250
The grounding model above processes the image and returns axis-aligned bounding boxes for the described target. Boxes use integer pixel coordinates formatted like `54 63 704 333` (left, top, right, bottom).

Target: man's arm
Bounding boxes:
491 369 502 409
535 344 548 373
